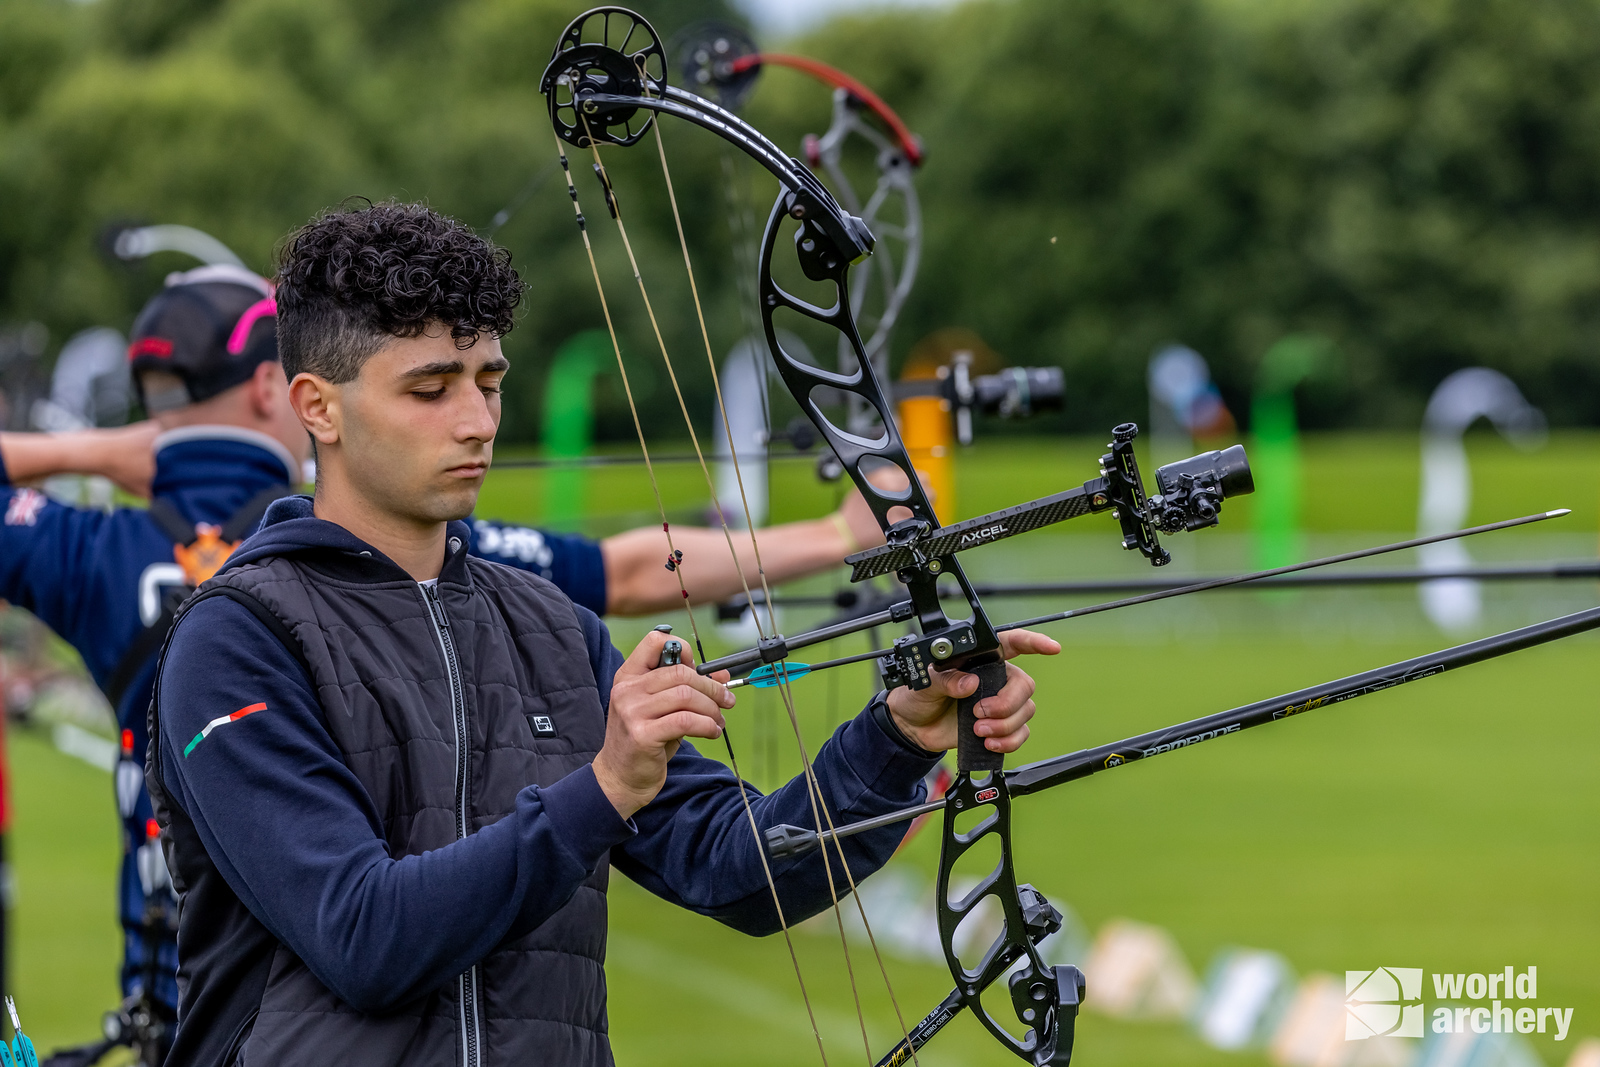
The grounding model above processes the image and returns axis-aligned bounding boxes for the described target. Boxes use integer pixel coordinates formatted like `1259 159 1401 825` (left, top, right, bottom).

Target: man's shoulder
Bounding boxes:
465 554 611 660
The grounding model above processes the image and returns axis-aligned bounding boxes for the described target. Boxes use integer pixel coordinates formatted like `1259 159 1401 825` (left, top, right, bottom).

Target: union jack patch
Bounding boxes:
4 489 46 527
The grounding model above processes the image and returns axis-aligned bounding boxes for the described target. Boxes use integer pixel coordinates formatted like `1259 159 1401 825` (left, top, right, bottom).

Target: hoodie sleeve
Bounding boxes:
569 610 945 934
155 594 635 1013
613 711 942 935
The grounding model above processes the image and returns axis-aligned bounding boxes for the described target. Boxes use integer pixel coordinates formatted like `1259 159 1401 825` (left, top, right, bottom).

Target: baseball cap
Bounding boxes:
128 264 278 414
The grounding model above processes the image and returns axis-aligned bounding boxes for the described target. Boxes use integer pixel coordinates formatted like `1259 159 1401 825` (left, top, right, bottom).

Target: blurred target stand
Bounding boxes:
807 865 1595 1067
703 326 1064 528
538 330 610 525
893 328 1066 523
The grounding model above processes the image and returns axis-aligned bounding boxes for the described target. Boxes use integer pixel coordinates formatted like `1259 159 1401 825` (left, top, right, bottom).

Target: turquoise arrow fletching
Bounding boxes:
743 662 811 688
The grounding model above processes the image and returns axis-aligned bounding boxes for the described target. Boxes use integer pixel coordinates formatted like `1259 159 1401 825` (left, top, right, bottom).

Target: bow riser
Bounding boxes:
937 772 1084 1065
754 184 1002 658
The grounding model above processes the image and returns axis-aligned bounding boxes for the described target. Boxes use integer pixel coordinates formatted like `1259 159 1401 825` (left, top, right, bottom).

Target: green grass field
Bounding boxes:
6 430 1598 1064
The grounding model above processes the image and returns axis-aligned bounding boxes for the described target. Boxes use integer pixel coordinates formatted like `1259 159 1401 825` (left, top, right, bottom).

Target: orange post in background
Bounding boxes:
898 327 1006 525
898 384 954 526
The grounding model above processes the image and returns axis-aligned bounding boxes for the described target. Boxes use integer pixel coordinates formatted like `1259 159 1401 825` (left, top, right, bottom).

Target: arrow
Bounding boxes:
725 647 887 690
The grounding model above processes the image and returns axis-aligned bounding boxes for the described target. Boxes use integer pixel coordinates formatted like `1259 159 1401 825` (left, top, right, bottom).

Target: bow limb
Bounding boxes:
678 24 925 431
800 69 923 416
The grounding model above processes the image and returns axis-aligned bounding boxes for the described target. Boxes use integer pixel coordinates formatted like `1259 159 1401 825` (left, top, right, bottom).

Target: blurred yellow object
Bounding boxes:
898 391 953 525
898 326 1005 525
1566 1037 1600 1067
1081 917 1197 1020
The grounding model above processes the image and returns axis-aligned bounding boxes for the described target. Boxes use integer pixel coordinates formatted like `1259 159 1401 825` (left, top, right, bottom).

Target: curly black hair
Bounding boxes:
275 200 524 383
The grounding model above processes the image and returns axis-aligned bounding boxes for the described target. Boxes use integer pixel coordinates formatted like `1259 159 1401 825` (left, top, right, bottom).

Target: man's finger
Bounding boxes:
999 628 1061 660
974 662 1036 719
622 682 730 728
925 665 980 702
640 664 735 709
985 722 1030 754
618 629 677 677
973 697 1035 740
644 709 726 745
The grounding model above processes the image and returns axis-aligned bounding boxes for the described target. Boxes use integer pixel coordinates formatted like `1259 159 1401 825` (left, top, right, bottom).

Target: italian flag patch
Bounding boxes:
184 703 266 757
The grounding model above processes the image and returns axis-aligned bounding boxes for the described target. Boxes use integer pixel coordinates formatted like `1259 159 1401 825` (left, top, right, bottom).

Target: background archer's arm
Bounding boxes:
600 486 885 616
0 422 159 496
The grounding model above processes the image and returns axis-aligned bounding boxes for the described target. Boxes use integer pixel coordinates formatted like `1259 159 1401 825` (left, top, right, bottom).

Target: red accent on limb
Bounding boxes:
729 53 923 166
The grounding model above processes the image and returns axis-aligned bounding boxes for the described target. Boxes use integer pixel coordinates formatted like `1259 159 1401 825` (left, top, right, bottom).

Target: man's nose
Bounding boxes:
455 388 499 441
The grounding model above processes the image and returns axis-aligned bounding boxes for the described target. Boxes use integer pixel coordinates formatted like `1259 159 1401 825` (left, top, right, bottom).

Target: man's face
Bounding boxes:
331 326 507 525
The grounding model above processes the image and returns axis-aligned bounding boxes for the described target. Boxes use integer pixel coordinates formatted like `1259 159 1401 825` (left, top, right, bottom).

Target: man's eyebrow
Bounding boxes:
478 356 510 373
398 360 465 381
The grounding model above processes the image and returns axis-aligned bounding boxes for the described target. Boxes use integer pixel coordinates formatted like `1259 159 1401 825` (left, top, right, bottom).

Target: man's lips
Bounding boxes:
445 461 489 478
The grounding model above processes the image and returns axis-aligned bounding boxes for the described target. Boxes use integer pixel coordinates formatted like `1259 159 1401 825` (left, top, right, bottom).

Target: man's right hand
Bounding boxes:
592 630 735 819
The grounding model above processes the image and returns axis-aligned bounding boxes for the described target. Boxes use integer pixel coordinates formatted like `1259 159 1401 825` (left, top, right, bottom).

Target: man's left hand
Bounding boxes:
885 629 1060 754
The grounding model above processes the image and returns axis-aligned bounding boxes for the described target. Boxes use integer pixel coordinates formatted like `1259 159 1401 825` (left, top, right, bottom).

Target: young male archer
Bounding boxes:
146 201 1058 1066
0 260 899 1062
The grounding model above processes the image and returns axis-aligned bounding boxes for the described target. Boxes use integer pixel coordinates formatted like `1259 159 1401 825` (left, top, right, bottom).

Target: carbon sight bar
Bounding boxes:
844 483 1099 581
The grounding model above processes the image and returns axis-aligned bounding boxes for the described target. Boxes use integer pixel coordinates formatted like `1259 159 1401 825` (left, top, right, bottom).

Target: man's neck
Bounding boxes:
312 489 448 582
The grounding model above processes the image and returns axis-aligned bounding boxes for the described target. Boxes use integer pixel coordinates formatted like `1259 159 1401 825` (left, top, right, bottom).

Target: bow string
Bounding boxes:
544 8 924 1063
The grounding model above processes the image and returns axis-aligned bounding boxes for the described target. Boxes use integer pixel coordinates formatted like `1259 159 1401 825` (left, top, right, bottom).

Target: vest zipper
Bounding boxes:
421 583 482 1067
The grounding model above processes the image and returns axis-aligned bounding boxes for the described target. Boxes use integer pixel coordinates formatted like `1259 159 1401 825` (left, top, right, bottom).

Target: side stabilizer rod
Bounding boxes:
764 600 1600 860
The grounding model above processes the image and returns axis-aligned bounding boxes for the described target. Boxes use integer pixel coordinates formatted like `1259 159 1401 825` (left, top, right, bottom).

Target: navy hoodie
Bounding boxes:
152 497 940 1049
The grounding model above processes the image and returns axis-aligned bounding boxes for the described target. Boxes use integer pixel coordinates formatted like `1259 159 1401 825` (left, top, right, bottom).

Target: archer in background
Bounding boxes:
0 261 900 1067
144 199 1056 1066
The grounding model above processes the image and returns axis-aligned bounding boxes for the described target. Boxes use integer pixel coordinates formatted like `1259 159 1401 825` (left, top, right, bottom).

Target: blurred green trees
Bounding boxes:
5 0 1600 440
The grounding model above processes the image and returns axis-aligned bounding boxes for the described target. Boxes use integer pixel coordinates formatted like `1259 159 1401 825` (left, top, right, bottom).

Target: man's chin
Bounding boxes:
419 485 483 524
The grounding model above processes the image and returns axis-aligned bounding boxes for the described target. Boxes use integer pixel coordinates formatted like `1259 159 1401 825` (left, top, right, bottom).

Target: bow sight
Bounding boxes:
865 426 1252 690
699 425 1254 693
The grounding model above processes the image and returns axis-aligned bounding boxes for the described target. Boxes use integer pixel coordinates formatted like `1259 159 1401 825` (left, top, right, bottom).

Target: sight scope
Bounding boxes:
1150 444 1253 533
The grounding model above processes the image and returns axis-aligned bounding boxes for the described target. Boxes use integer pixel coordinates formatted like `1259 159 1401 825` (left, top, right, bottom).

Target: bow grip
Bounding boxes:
956 658 1008 773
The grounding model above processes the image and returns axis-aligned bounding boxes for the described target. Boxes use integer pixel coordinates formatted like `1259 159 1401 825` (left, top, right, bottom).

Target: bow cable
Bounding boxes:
552 134 703 647
646 108 922 1065
572 108 881 1063
578 102 901 1064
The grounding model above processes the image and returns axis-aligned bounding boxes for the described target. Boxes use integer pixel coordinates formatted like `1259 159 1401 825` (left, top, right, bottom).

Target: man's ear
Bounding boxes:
288 371 342 447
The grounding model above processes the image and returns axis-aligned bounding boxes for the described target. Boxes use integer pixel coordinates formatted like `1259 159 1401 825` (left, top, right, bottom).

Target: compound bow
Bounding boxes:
538 10 1600 1066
